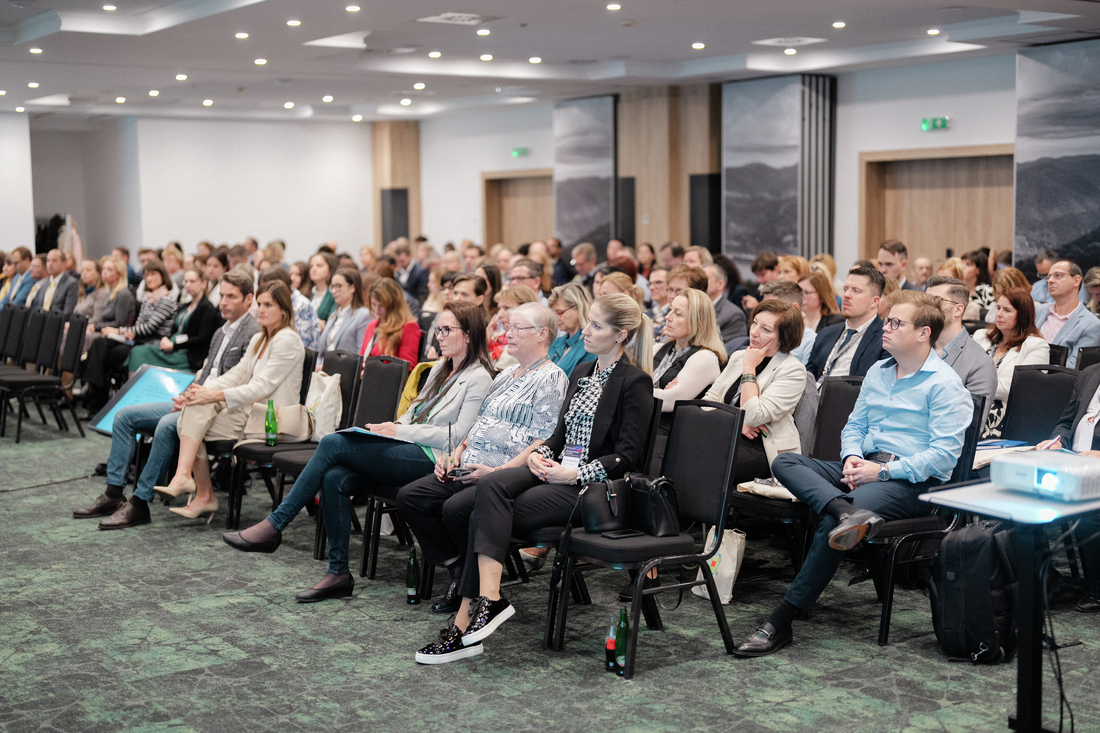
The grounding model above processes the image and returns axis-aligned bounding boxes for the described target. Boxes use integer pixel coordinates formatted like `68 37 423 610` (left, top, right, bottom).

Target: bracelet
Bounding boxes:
741 373 757 383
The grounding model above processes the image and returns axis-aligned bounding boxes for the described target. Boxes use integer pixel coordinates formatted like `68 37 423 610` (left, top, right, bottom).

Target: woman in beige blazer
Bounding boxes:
703 299 808 485
155 281 305 520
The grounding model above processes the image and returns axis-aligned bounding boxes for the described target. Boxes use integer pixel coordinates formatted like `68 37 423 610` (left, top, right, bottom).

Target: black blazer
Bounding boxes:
544 359 654 481
174 297 225 372
806 316 888 380
1050 364 1100 449
400 262 430 303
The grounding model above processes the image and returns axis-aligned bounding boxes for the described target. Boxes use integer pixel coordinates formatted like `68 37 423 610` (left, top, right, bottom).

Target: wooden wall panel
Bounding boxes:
499 176 554 249
372 120 421 249
618 87 677 247
677 82 721 247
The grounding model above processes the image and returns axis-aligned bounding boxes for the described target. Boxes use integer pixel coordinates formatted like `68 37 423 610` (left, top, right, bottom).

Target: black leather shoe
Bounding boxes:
73 493 124 519
733 622 793 657
432 581 462 614
98 499 151 530
618 574 661 602
1076 595 1100 613
296 575 354 603
828 509 885 551
222 530 282 554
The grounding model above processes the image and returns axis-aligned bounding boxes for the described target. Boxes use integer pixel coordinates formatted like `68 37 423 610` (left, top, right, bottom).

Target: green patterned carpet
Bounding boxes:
1 430 1098 732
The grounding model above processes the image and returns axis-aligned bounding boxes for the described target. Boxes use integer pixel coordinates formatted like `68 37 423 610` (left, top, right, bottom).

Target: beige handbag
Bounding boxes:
235 402 314 448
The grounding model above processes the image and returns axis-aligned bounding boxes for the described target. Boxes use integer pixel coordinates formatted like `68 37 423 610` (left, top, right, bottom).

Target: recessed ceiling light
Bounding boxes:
103 4 116 10
148 90 159 97
254 58 267 65
175 74 187 81
477 28 490 36
0 90 5 95
400 98 412 106
116 97 126 103
346 5 360 11
16 107 24 112
287 20 300 26
322 95 334 103
235 32 249 39
784 48 797 55
28 82 39 88
413 82 425 90
692 42 705 50
284 102 294 109
607 3 621 9
480 54 493 61
428 51 441 58
927 28 940 35
203 99 213 106
29 48 42 54
833 21 846 28
352 114 363 121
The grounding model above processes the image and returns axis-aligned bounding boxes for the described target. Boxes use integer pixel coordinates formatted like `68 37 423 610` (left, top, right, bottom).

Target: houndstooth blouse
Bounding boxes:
535 359 618 485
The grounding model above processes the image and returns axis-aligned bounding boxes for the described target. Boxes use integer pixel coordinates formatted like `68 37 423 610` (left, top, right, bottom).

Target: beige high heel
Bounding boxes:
169 496 219 524
153 478 196 502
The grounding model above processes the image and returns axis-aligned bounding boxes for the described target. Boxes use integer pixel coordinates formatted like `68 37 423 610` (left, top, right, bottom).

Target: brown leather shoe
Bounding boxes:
73 493 124 519
98 499 151 530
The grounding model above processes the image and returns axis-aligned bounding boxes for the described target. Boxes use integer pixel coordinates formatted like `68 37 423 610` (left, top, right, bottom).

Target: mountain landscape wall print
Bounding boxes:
553 96 616 261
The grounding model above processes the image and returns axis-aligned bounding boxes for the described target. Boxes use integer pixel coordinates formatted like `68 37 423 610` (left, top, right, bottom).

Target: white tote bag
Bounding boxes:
306 371 343 441
691 527 746 604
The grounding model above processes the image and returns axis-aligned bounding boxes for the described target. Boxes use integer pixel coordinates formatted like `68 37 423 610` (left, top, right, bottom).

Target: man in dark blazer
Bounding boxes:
72 272 260 530
705 264 747 343
394 243 429 304
876 240 919 291
30 249 79 317
806 265 889 382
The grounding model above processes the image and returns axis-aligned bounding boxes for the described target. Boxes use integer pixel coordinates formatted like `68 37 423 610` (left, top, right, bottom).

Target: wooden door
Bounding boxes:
483 169 553 249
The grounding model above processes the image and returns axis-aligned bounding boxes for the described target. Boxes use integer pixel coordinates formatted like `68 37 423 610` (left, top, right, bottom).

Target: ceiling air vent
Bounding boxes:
418 12 501 25
752 37 827 47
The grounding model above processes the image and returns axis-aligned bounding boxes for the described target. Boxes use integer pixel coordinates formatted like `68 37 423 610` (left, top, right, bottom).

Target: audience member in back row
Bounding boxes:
0 247 35 310
412 293 655 664
316 267 371 370
224 301 495 604
805 265 889 384
29 249 79 317
259 265 321 352
74 258 108 327
83 256 137 353
876 240 918 291
126 266 222 375
1031 249 1087 307
547 283 596 379
308 251 338 323
973 286 1049 438
735 290 971 657
960 250 995 318
73 272 259 529
1035 260 1100 369
703 299 809 487
361 278 421 369
798 270 843 334
744 279 817 366
704 263 748 344
488 284 539 370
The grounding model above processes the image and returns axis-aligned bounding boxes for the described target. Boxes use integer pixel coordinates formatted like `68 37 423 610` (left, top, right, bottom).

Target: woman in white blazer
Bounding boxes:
224 301 496 604
154 281 306 521
317 267 372 369
703 299 808 485
973 287 1050 438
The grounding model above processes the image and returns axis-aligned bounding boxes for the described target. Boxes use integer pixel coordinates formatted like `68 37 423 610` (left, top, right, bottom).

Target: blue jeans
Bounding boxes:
771 452 935 611
266 432 435 575
106 402 181 502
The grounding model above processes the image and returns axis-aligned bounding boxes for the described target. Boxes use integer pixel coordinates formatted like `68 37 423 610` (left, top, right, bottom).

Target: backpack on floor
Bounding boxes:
927 520 1018 663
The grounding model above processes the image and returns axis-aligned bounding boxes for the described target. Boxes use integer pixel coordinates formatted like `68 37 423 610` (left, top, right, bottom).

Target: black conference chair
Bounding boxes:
0 311 65 438
0 313 86 442
1048 343 1069 368
999 364 1079 447
544 400 744 679
864 395 985 645
0 305 29 367
0 308 44 375
1076 345 1100 372
961 320 987 336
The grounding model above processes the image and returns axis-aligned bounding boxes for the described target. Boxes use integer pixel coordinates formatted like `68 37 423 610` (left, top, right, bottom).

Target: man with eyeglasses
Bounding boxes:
734 289 970 657
1034 260 1100 368
509 259 548 304
1031 249 1087 306
924 276 996 426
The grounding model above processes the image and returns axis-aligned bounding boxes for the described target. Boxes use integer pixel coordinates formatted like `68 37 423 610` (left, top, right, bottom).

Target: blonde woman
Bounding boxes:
85 255 137 352
488 284 539 369
776 255 811 283
75 258 108 326
598 270 645 308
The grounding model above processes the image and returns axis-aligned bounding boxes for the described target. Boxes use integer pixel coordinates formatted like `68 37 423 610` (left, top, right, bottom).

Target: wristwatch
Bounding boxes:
877 463 891 482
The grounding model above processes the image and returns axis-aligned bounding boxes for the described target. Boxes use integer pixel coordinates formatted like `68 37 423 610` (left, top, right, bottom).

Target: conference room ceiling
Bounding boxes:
2 0 1099 127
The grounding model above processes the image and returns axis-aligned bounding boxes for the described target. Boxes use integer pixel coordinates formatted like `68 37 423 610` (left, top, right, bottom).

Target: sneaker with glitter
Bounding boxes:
462 595 515 645
415 623 484 665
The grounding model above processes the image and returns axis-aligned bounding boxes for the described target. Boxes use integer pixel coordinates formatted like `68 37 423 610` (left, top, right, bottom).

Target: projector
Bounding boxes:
991 451 1100 502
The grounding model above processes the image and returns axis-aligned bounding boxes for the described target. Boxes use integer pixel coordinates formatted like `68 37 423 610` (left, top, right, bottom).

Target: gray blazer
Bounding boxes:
714 296 748 343
394 361 495 459
938 328 997 426
196 314 260 385
31 275 79 317
1035 302 1100 369
318 306 371 364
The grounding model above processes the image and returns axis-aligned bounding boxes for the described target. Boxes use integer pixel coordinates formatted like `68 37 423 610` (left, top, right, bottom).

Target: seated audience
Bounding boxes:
712 254 750 314
548 283 597 378
876 240 918 291
152 281 305 522
751 279 815 365
204 252 229 307
1029 249 1085 306
704 263 748 343
223 301 494 603
1084 266 1100 316
29 250 79 316
260 265 322 352
912 257 933 291
361 278 421 368
394 242 430 304
0 247 34 310
647 267 670 337
289 261 310 297
799 270 843 333
961 250 995 319
509 259 548 303
74 258 108 326
682 245 713 269
1035 260 1100 368
775 255 811 283
475 263 502 319
317 267 371 369
570 242 598 293
636 242 656 280
598 271 645 308
805 265 888 383
664 265 709 311
411 293 654 663
973 287 1049 437
734 291 970 657
659 241 685 270
308 251 338 322
84 256 138 352
126 266 222 374
488 284 539 369
0 253 14 303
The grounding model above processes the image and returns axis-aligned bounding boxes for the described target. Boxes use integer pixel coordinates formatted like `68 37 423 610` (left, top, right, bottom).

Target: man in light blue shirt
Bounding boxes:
0 247 35 311
733 290 971 657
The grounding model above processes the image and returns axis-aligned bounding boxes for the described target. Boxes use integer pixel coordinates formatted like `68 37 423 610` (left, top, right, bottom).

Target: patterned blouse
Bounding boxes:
536 359 618 485
292 289 322 352
464 361 569 468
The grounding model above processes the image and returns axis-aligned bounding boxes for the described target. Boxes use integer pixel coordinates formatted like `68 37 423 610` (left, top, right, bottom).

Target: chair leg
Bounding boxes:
15 393 26 444
700 560 735 653
34 398 47 425
628 569 663 631
368 498 385 579
316 502 328 563
503 551 519 582
274 470 286 505
544 556 563 650
573 571 591 605
509 546 530 583
1062 521 1081 579
228 457 246 530
356 502 370 573
878 538 907 646
553 555 576 651
67 394 84 438
624 573 646 680
421 563 435 601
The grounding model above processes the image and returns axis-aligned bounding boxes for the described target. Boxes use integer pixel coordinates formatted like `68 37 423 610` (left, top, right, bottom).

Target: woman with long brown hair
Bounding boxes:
153 281 305 521
361 278 420 368
798 270 843 333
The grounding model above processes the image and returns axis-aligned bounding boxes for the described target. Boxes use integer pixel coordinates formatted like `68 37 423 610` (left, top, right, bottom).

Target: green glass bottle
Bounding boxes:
264 399 277 447
615 607 629 675
406 546 421 605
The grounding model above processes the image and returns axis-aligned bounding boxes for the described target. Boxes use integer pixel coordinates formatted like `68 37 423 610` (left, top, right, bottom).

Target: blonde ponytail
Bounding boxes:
593 293 653 375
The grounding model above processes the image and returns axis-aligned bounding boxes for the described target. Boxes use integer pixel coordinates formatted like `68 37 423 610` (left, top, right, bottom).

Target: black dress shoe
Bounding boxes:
828 509 885 551
222 530 282 554
98 499 151 530
733 622 793 657
296 575 354 603
618 574 661 602
1076 595 1100 613
73 493 124 519
432 581 462 614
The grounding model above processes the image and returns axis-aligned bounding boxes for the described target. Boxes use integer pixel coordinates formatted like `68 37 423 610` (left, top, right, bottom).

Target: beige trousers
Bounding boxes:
176 401 249 442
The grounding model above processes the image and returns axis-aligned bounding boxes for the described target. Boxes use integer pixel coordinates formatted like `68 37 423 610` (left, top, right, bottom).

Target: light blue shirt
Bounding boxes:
791 325 816 366
840 350 971 483
1031 278 1087 306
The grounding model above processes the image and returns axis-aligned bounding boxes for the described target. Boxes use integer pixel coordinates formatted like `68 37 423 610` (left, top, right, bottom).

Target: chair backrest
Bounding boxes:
417 328 431 362
1001 365 1079 446
792 373 819 455
949 395 985 484
35 311 65 373
0 306 13 356
1077 345 1100 372
18 310 46 366
658 400 744 529
3 306 29 362
299 348 317 404
640 396 663 475
962 320 987 336
811 376 864 461
354 355 410 424
320 350 363 429
1048 343 1069 367
58 313 89 375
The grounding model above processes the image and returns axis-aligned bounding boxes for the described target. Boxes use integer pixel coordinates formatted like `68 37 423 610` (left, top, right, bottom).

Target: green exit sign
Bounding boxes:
922 117 950 131
511 147 528 157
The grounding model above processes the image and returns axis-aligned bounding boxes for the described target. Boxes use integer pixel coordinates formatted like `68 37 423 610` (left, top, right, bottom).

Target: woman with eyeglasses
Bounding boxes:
547 283 597 378
316 267 371 370
487 284 539 369
224 301 495 603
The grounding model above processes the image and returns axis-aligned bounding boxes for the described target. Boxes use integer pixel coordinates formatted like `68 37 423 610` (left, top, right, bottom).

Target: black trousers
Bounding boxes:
396 474 475 567
83 336 134 391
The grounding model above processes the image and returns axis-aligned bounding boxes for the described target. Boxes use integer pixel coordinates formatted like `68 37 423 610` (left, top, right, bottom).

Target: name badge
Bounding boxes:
561 444 584 471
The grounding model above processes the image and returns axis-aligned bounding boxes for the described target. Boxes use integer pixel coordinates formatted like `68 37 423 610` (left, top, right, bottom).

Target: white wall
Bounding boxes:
833 54 1018 269
81 117 143 259
135 118 373 262
30 131 88 236
420 103 554 246
0 113 35 253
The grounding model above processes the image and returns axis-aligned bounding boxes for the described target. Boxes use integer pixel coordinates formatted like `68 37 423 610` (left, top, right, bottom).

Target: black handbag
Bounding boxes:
581 479 628 534
625 473 680 537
